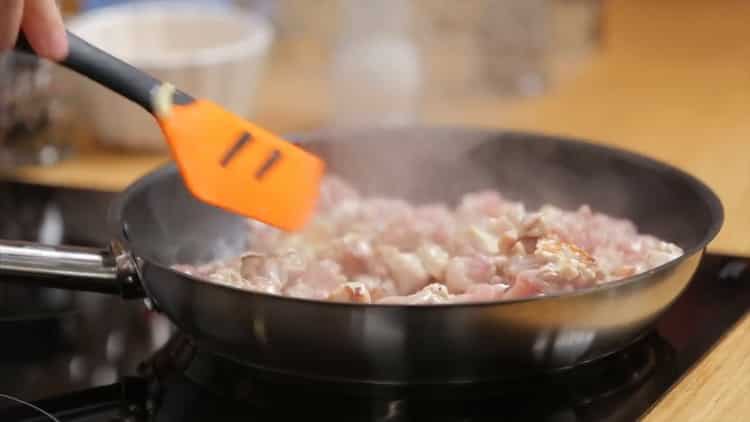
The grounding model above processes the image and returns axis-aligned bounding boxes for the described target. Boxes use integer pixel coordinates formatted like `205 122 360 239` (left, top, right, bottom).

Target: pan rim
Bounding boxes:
111 125 724 309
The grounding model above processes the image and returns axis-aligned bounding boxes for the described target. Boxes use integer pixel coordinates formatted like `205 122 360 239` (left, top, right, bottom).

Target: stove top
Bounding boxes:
0 253 748 422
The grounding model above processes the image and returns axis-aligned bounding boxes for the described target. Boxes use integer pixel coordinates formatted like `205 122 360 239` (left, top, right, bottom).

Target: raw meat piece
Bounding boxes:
378 283 454 305
379 246 430 295
283 259 346 300
174 175 684 305
444 255 495 293
328 282 372 303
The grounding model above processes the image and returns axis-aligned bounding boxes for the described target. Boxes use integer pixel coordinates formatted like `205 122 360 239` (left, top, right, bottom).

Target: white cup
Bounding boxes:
66 2 274 151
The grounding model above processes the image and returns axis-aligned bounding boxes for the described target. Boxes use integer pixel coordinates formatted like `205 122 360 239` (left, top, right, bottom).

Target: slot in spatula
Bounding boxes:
16 30 325 231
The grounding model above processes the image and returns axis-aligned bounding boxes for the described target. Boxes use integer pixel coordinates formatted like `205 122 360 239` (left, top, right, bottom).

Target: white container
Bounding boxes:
66 2 274 151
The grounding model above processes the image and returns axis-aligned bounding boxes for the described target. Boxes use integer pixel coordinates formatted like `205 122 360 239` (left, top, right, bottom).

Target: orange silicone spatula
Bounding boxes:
16 31 324 231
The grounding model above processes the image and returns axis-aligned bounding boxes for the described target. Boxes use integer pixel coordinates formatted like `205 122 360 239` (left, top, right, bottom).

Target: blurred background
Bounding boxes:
5 0 603 154
0 0 611 240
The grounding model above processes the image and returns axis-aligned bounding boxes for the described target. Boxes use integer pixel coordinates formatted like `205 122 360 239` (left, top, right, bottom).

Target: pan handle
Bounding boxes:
0 240 144 298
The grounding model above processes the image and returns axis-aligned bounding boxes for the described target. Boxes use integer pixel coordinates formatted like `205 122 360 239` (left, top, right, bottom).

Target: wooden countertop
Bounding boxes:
644 312 750 421
3 1 749 418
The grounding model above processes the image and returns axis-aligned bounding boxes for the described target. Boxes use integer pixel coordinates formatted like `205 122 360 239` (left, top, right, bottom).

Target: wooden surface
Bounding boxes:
644 313 750 421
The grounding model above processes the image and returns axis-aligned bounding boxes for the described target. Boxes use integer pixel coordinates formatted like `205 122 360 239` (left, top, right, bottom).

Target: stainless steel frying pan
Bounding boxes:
0 127 723 385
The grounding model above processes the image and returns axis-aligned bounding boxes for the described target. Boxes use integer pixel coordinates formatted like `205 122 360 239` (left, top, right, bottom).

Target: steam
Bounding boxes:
300 127 703 248
135 172 251 266
125 128 709 270
307 127 632 212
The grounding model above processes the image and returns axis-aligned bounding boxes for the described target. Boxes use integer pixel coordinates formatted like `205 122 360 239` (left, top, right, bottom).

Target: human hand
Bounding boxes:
1 0 68 61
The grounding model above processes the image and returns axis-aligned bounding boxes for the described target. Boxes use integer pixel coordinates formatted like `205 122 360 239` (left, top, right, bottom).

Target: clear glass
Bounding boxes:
0 52 73 167
330 0 422 128
414 0 602 100
205 0 601 127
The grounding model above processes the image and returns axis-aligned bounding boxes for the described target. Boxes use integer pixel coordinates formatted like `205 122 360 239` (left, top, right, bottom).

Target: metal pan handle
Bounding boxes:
0 240 144 298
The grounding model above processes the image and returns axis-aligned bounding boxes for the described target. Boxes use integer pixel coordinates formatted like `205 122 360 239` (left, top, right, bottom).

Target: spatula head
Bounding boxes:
156 99 325 231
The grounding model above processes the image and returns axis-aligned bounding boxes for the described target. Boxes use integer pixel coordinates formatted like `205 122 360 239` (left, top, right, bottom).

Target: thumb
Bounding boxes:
0 0 24 51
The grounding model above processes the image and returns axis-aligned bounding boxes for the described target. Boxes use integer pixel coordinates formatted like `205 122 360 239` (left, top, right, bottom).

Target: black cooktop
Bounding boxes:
0 253 748 422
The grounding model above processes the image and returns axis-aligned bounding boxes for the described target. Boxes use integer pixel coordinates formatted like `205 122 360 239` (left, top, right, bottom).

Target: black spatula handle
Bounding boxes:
15 30 193 113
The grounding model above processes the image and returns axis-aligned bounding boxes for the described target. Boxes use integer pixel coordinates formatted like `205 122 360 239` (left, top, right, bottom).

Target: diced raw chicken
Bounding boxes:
455 282 510 302
643 237 684 268
378 283 454 305
377 216 422 251
379 246 430 295
611 265 638 279
503 276 544 299
467 226 499 254
499 237 603 295
498 229 520 255
320 234 374 277
328 282 372 303
444 255 495 293
207 268 243 285
283 259 347 300
534 238 603 289
353 275 397 301
174 175 684 305
240 253 281 282
416 243 451 279
242 251 305 282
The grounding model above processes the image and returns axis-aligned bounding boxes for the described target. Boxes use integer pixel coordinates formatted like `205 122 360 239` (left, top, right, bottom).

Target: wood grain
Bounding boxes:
644 313 750 421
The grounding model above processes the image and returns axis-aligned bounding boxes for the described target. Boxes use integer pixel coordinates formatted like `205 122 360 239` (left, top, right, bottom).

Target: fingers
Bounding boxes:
0 0 24 52
21 0 68 60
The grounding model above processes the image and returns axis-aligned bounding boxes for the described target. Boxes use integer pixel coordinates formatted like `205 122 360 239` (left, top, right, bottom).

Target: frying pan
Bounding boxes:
0 127 722 385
